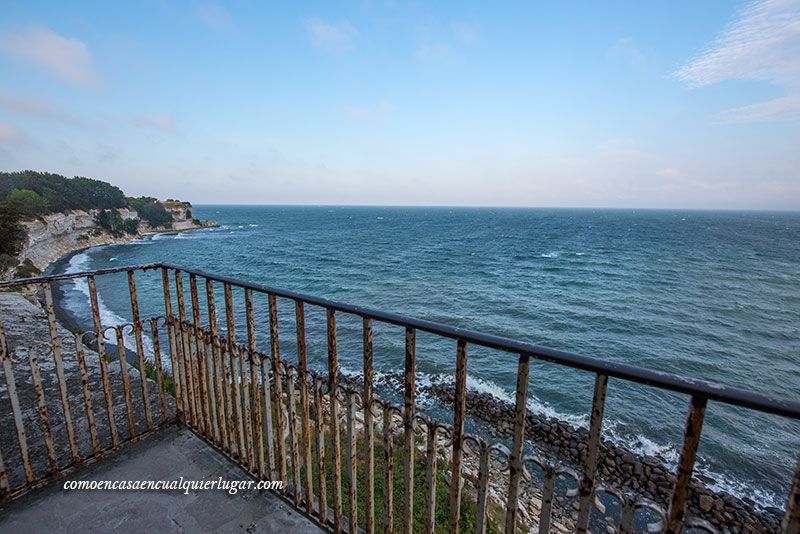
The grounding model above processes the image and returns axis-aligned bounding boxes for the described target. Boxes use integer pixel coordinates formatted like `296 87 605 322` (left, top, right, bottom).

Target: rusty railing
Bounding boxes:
0 262 798 534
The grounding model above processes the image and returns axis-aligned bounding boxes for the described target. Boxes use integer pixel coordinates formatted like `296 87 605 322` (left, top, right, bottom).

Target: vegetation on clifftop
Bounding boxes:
0 170 183 273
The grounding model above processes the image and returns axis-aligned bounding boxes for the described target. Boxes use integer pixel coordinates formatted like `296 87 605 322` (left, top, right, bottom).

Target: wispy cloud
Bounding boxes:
196 2 236 32
606 37 645 67
306 18 356 53
0 122 22 143
0 26 102 87
0 90 79 124
342 100 394 123
417 20 478 65
657 167 684 177
675 0 800 122
133 114 177 133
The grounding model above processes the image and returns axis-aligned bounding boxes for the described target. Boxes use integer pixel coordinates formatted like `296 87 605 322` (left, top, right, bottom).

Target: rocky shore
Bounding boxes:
342 371 783 533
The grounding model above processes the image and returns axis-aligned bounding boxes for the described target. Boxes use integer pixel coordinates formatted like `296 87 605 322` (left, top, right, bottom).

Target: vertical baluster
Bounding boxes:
190 274 211 437
127 271 154 432
449 339 468 533
475 442 490 534
270 294 288 490
383 406 395 534
424 423 438 534
206 278 226 447
42 282 79 463
314 376 329 525
175 271 197 427
115 327 137 439
0 322 34 482
0 444 8 497
149 319 169 424
505 354 531 533
619 497 635 534
347 391 358 534
28 347 58 474
224 283 245 458
288 368 302 505
230 343 245 459
782 456 800 534
328 308 343 532
576 374 609 532
204 332 219 438
665 395 707 534
245 289 264 476
261 350 277 479
74 334 101 456
250 347 263 474
363 317 375 534
233 290 252 469
402 327 416 534
221 340 236 455
161 267 183 422
538 468 556 534
297 301 314 513
88 276 118 447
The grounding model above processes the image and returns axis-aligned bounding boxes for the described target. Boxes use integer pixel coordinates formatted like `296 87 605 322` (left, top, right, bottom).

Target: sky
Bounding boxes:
0 1 799 209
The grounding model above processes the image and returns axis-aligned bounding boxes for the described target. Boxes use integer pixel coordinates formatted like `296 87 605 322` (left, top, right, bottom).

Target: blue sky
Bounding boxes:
1 1 799 209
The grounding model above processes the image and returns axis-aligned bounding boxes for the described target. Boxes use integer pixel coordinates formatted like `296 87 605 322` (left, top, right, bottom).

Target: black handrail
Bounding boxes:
3 261 799 420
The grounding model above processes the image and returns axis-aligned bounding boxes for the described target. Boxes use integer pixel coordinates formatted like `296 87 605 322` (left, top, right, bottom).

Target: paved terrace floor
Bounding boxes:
0 425 323 533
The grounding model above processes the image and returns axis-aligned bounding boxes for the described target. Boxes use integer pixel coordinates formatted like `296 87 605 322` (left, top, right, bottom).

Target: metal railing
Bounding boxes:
0 262 798 534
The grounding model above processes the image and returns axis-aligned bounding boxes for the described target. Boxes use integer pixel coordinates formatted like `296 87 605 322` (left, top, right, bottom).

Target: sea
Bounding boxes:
52 206 800 507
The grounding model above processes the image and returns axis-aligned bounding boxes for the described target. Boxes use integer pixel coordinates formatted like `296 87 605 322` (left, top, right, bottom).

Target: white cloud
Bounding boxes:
342 100 393 122
197 2 236 32
306 18 356 53
657 167 684 177
676 0 800 122
451 22 478 45
0 122 22 143
717 94 800 122
0 26 102 87
0 90 78 124
606 37 645 66
133 114 177 133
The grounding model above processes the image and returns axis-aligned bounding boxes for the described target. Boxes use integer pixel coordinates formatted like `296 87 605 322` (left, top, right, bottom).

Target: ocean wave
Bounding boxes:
64 252 164 369
540 252 559 258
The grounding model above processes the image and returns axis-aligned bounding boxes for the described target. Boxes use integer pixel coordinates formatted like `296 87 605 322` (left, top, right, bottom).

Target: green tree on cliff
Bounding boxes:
7 188 47 218
0 202 27 272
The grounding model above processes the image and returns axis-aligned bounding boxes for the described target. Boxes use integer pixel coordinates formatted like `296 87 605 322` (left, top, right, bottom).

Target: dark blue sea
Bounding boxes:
54 206 800 506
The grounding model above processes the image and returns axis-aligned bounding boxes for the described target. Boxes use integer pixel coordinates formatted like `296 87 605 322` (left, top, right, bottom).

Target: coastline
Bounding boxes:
21 226 788 532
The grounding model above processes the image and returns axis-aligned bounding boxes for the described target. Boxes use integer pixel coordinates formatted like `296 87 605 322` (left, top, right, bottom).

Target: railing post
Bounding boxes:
505 354 531 533
206 278 227 447
148 318 169 424
449 339 468 533
74 333 101 455
245 289 264 476
424 422 438 534
402 326 417 534
1 321 34 482
665 395 707 534
224 283 245 459
88 276 119 447
576 373 609 532
28 347 58 474
114 326 137 439
161 267 183 422
297 301 314 514
127 271 154 432
270 294 288 490
383 406 395 534
42 281 79 463
327 308 343 533
176 271 198 428
189 274 211 438
314 375 329 525
781 456 800 534
363 317 375 534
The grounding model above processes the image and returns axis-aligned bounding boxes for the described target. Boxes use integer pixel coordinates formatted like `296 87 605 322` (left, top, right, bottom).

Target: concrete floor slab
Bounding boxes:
0 426 324 533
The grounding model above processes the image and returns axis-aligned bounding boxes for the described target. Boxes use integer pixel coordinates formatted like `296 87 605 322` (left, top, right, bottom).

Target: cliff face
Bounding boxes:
11 200 212 276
